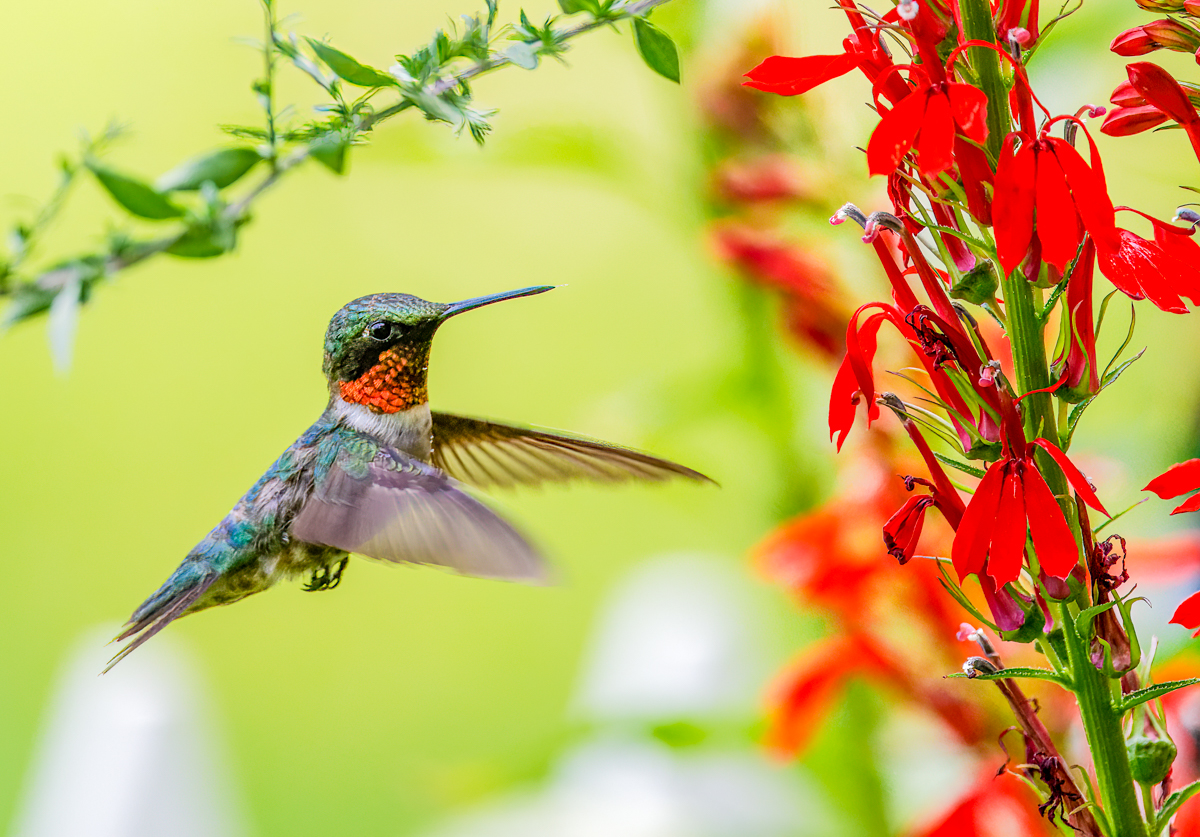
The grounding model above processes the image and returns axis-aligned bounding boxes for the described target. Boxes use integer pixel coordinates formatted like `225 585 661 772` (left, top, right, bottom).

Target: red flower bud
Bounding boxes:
1112 25 1159 56
1143 19 1200 52
1101 104 1170 136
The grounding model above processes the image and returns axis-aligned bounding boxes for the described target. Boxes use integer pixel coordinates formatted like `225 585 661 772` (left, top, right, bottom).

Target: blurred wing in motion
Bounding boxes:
292 445 546 582
430 412 714 490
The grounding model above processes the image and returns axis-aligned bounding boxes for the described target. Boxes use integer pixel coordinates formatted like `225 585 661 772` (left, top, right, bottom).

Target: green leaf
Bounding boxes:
947 666 1068 685
1117 678 1200 713
632 18 680 83
504 42 539 70
557 0 597 12
47 274 83 374
305 38 394 87
934 453 987 479
155 148 262 192
1155 779 1200 834
1 282 58 330
308 132 350 175
86 161 184 220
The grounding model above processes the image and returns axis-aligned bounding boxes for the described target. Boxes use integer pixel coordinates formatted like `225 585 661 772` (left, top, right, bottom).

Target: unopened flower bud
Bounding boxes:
1127 736 1178 784
1135 0 1187 13
962 656 1000 677
1145 18 1200 52
1188 0 1200 14
1175 207 1200 227
1112 25 1159 55
1102 104 1170 136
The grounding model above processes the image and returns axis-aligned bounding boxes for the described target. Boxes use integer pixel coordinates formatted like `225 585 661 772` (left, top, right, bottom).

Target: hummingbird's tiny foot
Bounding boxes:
302 556 349 592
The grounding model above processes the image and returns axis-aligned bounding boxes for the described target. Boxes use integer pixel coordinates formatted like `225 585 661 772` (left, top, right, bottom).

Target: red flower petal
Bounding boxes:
993 137 1037 276
1032 438 1109 515
867 88 929 177
1097 229 1189 313
988 464 1028 586
1147 459 1200 498
1050 135 1119 251
951 462 1006 581
1172 493 1200 515
1170 590 1200 637
947 83 989 144
1127 61 1200 127
1034 146 1083 269
915 89 955 176
1101 104 1169 136
1023 465 1080 578
883 495 933 563
830 307 891 450
953 137 995 225
743 53 861 96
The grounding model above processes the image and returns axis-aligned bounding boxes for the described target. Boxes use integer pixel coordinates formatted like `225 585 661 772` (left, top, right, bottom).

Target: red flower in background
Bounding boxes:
910 769 1058 837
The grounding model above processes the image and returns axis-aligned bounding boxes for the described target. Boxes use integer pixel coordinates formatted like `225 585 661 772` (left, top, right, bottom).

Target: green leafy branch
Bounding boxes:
1 0 680 369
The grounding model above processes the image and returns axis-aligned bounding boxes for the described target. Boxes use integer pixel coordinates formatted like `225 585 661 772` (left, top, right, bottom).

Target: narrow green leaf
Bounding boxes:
632 18 680 83
86 161 184 220
305 38 394 87
934 453 987 479
1117 678 1200 713
308 132 350 175
1155 779 1200 833
47 274 83 374
1 282 58 330
947 666 1068 685
155 148 262 192
557 0 595 12
504 42 539 70
167 224 235 259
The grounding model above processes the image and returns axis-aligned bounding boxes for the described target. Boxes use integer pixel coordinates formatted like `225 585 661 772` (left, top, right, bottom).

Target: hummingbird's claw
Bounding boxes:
303 556 349 592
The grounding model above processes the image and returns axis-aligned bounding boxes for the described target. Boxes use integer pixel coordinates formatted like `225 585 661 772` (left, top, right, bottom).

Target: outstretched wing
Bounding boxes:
430 412 714 490
291 445 546 582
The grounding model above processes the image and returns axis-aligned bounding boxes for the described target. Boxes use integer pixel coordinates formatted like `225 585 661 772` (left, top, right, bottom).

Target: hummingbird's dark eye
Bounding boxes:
367 321 394 341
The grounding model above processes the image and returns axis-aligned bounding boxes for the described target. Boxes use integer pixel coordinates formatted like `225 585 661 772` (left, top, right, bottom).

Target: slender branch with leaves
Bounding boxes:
0 0 680 370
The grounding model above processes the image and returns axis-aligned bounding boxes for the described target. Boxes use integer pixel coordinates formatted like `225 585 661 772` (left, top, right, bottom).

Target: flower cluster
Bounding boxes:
742 0 1200 832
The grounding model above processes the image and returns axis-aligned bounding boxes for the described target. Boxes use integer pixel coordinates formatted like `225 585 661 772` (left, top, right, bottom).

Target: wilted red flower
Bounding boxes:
952 440 1108 585
867 81 988 178
884 491 936 563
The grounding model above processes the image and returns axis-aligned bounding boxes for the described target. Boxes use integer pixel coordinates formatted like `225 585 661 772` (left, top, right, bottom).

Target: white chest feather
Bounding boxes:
330 399 433 461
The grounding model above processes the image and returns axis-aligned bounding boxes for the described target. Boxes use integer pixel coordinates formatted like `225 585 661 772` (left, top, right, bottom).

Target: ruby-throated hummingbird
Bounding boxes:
110 286 710 669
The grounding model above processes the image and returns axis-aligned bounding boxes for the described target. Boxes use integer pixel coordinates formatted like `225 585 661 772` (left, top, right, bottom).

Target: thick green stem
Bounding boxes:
956 0 1010 161
1060 604 1149 837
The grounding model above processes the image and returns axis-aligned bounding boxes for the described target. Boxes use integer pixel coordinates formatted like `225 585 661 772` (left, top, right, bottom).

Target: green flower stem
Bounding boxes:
1060 602 1149 837
956 0 1011 162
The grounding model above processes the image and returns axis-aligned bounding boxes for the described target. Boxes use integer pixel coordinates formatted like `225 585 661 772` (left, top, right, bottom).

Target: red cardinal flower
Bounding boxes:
952 440 1108 586
1097 208 1200 313
1171 592 1200 637
1123 61 1200 161
1145 458 1200 514
884 490 936 564
993 130 1118 275
1051 239 1100 401
867 81 988 178
742 52 859 96
1112 20 1200 56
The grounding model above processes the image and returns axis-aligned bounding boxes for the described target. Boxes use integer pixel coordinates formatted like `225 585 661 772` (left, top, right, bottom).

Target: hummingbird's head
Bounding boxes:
322 286 554 414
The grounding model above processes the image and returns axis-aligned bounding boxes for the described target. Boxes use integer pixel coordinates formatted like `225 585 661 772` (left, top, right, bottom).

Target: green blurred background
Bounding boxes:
4 0 1200 835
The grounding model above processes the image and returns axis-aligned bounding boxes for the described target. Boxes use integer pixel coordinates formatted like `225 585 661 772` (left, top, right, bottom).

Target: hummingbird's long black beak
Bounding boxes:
440 285 556 320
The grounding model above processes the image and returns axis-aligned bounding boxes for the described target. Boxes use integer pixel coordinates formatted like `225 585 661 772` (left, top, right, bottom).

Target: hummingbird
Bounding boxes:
109 286 710 669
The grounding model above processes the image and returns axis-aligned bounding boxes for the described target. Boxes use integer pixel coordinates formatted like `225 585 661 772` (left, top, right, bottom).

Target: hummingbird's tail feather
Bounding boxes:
105 565 218 672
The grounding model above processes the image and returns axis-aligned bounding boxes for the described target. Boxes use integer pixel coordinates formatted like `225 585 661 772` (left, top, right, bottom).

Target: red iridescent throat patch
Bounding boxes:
338 345 429 414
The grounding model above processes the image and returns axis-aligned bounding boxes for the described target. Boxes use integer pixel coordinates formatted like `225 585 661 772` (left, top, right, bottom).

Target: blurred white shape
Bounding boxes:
425 736 818 837
573 553 764 721
422 554 830 837
10 626 247 837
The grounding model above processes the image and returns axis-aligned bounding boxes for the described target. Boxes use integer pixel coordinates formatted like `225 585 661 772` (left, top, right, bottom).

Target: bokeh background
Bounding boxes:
3 0 1200 835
